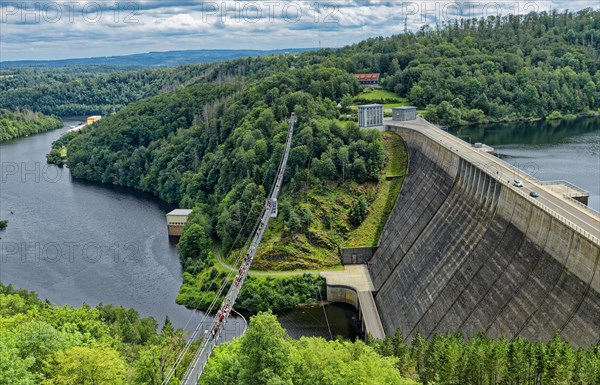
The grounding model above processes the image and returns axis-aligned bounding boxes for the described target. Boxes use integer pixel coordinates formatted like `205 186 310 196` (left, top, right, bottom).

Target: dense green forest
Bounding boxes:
0 282 194 385
0 65 142 92
0 65 211 115
4 283 598 385
362 9 600 125
200 311 414 385
368 330 600 385
0 109 62 142
0 54 307 116
200 311 600 385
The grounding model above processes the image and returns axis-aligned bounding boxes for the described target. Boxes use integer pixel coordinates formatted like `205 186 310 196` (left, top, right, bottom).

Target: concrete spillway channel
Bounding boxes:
367 119 600 347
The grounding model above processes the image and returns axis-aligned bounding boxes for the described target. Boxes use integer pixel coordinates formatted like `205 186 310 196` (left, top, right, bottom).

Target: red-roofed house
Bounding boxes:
354 73 380 85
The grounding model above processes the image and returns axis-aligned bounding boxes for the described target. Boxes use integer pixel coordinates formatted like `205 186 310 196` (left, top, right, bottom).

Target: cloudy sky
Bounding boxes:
1 0 598 61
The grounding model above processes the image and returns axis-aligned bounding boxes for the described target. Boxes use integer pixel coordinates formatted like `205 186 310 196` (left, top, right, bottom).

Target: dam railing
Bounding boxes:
565 196 600 217
537 180 599 217
513 174 600 222
539 179 590 195
527 195 599 244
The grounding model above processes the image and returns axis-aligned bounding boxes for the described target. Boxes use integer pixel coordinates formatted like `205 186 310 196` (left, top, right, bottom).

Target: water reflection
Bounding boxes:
451 116 599 146
275 303 359 340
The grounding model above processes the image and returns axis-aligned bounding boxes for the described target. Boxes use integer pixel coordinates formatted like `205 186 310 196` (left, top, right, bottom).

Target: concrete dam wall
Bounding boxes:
369 126 600 347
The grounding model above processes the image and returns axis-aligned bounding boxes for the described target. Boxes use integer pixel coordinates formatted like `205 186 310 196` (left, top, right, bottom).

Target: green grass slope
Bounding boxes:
252 131 407 270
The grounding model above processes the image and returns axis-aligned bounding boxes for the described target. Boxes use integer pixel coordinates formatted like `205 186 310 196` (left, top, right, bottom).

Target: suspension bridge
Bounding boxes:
162 112 298 385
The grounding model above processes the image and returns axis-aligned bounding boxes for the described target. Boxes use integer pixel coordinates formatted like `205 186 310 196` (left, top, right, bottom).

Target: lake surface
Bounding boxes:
451 116 600 211
0 118 357 339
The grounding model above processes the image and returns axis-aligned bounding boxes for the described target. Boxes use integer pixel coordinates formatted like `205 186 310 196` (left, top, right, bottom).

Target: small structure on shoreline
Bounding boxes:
67 122 86 133
87 116 102 125
166 209 193 236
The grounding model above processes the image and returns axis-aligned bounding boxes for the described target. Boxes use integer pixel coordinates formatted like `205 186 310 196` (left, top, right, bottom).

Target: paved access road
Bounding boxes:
387 118 600 243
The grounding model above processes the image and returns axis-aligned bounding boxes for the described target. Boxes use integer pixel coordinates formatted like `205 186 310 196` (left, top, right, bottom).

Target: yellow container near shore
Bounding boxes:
87 116 102 125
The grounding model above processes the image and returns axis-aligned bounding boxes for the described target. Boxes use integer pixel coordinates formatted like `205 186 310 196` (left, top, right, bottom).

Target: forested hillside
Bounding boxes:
345 9 600 124
368 330 600 385
62 66 368 204
56 62 386 309
5 283 597 385
5 9 600 124
0 54 311 116
0 66 211 116
0 282 190 385
0 109 62 142
200 311 600 385
200 311 413 385
43 8 600 311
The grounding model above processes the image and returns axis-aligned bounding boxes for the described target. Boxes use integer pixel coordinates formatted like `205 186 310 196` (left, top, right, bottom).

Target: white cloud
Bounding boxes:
0 0 597 60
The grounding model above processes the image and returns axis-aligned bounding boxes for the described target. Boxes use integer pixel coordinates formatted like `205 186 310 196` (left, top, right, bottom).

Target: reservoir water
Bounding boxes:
0 118 198 329
451 116 600 211
0 118 357 339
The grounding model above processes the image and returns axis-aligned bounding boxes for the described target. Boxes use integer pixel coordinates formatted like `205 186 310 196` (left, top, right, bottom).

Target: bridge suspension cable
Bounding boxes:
162 113 297 385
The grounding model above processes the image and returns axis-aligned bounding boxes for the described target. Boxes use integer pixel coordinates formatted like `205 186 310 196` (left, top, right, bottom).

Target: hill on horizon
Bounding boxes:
1 48 317 68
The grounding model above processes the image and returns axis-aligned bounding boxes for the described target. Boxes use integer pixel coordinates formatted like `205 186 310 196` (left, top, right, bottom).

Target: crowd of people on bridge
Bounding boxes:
209 213 268 340
234 250 254 288
207 165 287 342
210 301 231 340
